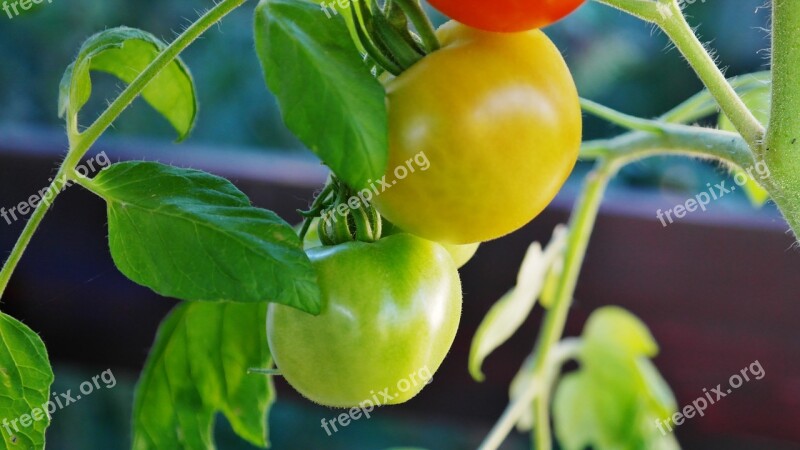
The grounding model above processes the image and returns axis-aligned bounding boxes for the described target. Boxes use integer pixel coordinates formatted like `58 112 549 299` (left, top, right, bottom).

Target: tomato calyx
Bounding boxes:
297 177 383 246
349 0 439 75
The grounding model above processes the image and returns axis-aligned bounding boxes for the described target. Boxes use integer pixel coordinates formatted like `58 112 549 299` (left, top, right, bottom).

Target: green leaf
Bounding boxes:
86 161 320 314
133 302 274 450
508 355 535 432
553 373 601 450
553 307 679 450
58 26 197 141
469 226 567 381
582 306 658 360
254 0 388 190
0 312 54 450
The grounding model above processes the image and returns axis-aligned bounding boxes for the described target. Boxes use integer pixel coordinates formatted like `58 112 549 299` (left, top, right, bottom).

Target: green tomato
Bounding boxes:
268 234 462 407
381 220 479 269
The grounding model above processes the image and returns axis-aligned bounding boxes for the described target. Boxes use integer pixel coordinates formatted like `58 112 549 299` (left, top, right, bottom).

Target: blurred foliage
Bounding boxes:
0 0 772 194
47 366 523 450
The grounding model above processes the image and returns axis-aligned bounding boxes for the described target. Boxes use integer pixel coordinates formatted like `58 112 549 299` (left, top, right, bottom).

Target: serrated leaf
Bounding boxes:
133 302 273 450
0 312 54 450
469 226 568 381
86 161 320 313
254 0 388 190
59 26 197 141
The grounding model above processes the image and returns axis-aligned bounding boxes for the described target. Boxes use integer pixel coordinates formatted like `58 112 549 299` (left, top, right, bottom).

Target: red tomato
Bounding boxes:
427 0 586 33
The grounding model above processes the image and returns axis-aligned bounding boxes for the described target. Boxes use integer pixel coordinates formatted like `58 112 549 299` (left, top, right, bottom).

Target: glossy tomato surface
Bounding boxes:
268 234 462 407
427 0 585 32
375 22 582 244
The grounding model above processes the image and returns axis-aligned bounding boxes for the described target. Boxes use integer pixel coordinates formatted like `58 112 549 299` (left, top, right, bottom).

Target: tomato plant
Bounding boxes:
1 0 799 449
375 21 582 244
268 234 462 407
427 0 586 32
305 218 480 268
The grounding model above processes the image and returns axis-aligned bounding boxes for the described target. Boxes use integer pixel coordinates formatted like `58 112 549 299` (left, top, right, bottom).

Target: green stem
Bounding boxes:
532 339 581 450
656 1 764 150
0 167 69 299
480 110 760 449
596 0 765 151
659 71 771 125
526 161 617 445
580 123 755 170
369 2 423 69
65 0 247 167
763 0 800 236
391 0 439 53
478 340 581 450
0 0 246 300
580 98 667 133
350 0 404 75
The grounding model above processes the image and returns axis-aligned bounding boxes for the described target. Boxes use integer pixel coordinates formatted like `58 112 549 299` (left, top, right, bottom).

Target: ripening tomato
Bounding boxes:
268 234 462 407
374 21 582 244
427 0 585 32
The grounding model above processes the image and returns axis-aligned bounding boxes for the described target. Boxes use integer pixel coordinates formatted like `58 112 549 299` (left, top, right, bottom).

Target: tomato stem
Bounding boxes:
391 0 440 53
580 123 755 170
659 71 771 125
596 0 765 151
0 0 248 301
580 98 668 134
763 0 800 238
384 0 427 55
370 2 424 68
350 0 404 75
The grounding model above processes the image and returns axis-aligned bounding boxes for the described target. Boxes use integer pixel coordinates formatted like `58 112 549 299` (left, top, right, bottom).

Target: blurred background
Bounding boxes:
2 0 799 449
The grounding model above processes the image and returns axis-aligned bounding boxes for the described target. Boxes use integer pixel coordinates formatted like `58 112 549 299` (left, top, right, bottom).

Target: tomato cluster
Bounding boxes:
269 8 581 409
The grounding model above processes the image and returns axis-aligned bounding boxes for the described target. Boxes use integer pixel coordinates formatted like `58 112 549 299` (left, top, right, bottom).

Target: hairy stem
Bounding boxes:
65 0 247 167
580 123 755 170
580 98 667 133
0 167 69 299
656 1 764 150
764 0 800 236
0 0 247 300
596 0 764 151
